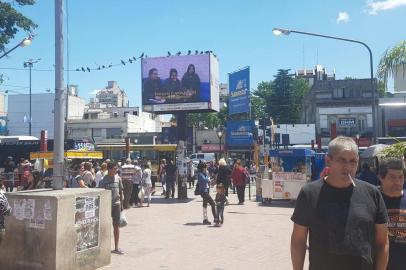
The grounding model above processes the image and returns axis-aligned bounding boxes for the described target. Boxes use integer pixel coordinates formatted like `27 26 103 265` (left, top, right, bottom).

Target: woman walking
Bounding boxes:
141 162 153 207
158 159 166 196
231 160 247 205
216 158 231 197
197 161 217 225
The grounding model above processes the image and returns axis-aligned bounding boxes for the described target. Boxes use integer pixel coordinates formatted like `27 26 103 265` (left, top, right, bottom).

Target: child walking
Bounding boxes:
215 183 227 226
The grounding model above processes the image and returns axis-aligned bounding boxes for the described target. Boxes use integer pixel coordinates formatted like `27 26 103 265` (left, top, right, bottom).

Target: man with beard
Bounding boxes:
163 68 182 102
143 68 163 104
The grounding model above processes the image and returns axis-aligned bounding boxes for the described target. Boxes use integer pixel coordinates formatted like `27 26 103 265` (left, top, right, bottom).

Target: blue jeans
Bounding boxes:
201 192 217 220
216 205 224 223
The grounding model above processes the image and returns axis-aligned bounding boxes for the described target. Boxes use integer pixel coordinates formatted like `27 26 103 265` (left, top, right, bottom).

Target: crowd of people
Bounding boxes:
3 136 405 269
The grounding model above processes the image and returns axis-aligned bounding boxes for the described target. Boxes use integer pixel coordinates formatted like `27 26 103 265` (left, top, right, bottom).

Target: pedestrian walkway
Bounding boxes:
99 186 299 270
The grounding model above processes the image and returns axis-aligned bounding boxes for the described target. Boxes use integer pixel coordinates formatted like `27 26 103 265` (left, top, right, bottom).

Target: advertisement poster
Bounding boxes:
228 67 250 115
141 54 219 113
75 196 100 252
226 120 255 146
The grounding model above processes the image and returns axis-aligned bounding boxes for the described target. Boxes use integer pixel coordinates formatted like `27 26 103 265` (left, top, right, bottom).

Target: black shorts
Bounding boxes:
111 204 121 225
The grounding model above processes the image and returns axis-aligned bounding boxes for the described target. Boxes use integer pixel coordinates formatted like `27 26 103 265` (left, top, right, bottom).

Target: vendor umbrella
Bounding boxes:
359 144 389 159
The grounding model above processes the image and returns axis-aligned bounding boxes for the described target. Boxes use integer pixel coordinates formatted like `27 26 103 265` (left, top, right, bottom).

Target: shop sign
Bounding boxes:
338 118 356 128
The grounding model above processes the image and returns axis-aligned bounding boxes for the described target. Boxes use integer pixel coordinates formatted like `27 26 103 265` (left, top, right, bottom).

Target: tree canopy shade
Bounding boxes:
0 0 37 53
377 40 406 90
265 69 309 124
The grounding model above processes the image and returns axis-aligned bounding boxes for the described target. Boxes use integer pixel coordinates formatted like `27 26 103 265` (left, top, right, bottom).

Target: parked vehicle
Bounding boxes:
189 153 215 164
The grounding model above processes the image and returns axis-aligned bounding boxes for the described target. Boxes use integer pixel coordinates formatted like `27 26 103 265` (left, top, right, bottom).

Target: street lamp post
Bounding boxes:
0 35 33 60
272 27 377 144
23 58 41 136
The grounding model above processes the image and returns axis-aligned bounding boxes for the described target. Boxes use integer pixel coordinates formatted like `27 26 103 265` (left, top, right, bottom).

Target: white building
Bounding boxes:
7 93 86 138
93 81 129 107
67 107 161 143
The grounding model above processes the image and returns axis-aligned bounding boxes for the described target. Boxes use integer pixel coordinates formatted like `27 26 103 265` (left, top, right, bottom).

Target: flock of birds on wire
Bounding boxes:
76 50 215 73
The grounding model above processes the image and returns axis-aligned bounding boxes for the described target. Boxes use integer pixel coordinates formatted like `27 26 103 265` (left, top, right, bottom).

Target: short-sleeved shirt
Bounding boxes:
120 164 135 182
82 171 94 187
291 179 388 270
99 175 123 206
381 190 406 270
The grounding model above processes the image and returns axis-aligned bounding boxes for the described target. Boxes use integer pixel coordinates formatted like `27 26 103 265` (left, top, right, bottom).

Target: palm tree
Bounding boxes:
377 40 406 90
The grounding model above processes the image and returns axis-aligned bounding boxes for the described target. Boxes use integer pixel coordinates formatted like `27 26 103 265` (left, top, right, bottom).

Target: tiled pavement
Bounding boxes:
99 185 304 270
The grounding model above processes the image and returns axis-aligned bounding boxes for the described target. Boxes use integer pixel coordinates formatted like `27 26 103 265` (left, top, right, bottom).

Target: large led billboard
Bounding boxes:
141 54 219 113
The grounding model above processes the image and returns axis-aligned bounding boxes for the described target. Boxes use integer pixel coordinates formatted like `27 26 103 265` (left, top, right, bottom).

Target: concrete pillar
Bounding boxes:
0 189 111 270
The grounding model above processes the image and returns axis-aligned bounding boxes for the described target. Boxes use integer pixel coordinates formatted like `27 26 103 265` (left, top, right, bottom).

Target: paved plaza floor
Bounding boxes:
99 185 302 270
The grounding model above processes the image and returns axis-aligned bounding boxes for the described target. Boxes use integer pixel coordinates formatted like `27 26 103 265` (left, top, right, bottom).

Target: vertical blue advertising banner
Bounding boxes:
226 120 254 146
228 67 250 115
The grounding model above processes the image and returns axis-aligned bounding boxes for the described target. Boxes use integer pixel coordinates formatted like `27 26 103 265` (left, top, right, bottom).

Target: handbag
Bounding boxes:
119 211 128 228
138 186 145 201
194 182 201 195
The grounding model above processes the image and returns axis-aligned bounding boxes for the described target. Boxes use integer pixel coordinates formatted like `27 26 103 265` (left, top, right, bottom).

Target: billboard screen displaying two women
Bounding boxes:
141 54 219 113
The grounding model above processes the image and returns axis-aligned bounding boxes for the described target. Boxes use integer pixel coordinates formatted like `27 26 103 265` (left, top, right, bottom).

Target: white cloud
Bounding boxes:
366 0 406 15
88 89 100 95
337 11 350 23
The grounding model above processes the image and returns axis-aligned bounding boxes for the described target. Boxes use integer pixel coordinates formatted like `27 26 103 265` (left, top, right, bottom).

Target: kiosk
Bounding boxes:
262 149 314 202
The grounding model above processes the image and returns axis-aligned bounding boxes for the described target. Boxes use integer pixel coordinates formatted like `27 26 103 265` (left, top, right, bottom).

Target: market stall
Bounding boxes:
262 149 314 201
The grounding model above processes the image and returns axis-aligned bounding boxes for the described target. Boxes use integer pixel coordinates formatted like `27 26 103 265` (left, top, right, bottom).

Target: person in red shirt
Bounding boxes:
231 159 247 205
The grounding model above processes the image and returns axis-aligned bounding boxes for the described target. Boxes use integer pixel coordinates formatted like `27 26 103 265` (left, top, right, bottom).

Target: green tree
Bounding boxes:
0 0 37 54
377 40 406 91
251 81 271 120
266 69 309 124
186 112 221 129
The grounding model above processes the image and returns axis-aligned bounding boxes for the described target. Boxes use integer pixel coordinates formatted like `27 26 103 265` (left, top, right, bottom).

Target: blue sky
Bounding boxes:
0 0 405 108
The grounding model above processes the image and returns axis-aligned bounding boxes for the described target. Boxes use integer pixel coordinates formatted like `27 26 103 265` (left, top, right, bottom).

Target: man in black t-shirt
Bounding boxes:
291 136 389 270
378 157 406 270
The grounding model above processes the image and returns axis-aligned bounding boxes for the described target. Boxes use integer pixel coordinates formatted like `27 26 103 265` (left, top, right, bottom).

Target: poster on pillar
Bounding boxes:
226 120 255 146
141 53 220 113
176 140 188 199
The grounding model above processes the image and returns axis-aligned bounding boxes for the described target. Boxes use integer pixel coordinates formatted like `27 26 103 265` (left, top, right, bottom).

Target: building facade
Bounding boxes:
378 94 406 137
302 79 375 146
7 93 86 138
67 107 161 144
94 81 128 107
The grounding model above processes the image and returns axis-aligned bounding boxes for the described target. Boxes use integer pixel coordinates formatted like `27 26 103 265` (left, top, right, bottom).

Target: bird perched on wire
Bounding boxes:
81 67 85 72
195 50 199 55
86 67 91 72
176 51 181 56
128 58 133 63
121 60 126 65
187 50 191 55
140 52 144 58
167 51 171 57
75 68 80 71
133 56 137 61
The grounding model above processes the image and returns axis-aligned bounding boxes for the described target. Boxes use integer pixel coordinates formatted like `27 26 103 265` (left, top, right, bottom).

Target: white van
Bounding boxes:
189 153 216 164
